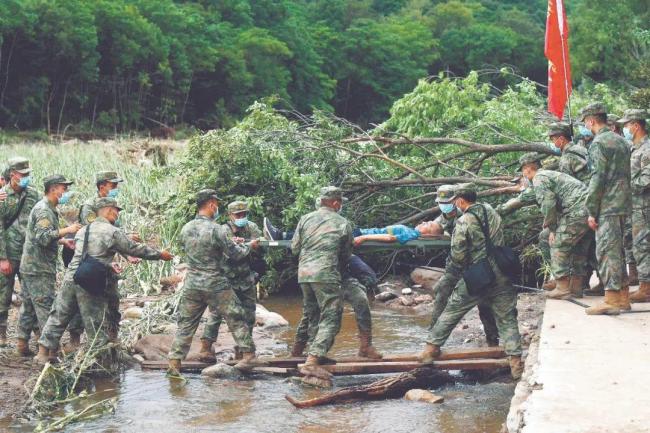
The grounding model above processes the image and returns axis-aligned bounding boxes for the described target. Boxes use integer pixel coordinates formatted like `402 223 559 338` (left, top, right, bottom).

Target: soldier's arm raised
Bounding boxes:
214 225 250 261
112 229 163 260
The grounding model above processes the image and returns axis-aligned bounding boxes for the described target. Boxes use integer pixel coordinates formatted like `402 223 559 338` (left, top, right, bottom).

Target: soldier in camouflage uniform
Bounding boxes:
419 184 523 380
548 122 591 184
0 158 40 348
168 190 260 374
292 186 353 386
292 254 383 359
201 200 261 362
580 103 632 315
519 154 592 299
17 175 82 356
36 197 172 363
424 185 500 347
621 110 650 303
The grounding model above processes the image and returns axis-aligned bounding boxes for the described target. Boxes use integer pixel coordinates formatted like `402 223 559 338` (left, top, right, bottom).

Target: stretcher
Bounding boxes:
259 236 451 253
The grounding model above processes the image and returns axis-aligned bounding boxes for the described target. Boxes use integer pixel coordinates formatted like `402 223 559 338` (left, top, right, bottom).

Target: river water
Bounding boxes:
10 295 515 433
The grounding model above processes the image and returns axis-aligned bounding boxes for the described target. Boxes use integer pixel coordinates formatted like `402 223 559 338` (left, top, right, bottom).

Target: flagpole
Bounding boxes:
556 0 572 128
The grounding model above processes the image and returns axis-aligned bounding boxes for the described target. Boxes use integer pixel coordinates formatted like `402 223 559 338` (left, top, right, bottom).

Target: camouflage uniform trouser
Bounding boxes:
550 215 593 278
428 274 499 346
428 273 522 356
625 216 636 265
202 278 256 343
17 274 56 340
299 282 343 358
55 280 120 338
294 277 371 347
632 208 650 282
539 228 551 269
595 215 628 292
0 260 20 326
168 288 254 361
39 279 111 350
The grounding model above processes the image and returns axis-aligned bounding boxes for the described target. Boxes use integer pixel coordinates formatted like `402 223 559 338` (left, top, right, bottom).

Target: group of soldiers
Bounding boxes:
0 100 646 385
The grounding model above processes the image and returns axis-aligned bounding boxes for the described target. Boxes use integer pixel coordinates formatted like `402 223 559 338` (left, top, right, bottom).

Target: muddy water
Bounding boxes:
10 296 515 433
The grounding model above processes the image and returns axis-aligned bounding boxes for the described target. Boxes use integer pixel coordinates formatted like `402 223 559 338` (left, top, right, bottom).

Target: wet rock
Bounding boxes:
255 304 289 328
410 267 445 291
123 306 143 319
414 294 433 304
375 291 398 302
401 288 413 295
201 362 240 378
399 296 415 307
404 389 444 404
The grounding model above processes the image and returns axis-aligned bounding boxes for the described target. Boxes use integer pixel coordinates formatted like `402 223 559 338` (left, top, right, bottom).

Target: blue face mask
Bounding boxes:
18 176 31 189
107 188 120 198
579 125 593 138
547 142 561 155
439 203 455 214
234 217 248 228
58 191 72 205
214 208 220 220
623 127 633 141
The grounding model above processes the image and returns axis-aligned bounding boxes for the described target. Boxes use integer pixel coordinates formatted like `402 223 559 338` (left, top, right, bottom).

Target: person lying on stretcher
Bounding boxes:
263 184 459 246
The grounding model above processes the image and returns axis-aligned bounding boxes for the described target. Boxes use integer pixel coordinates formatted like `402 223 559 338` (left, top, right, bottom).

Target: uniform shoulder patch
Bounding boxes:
37 218 52 228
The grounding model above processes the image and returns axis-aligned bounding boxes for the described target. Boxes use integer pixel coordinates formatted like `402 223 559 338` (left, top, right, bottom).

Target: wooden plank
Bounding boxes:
297 358 510 376
251 367 297 377
140 360 296 376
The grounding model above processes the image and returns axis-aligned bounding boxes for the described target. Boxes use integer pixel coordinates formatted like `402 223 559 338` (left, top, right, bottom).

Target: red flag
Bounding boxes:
545 0 572 120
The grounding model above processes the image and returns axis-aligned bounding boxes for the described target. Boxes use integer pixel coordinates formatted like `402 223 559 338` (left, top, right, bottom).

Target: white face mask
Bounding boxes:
337 204 343 214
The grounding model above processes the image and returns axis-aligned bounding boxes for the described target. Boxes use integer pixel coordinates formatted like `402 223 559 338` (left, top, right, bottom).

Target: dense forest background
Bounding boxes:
0 0 648 134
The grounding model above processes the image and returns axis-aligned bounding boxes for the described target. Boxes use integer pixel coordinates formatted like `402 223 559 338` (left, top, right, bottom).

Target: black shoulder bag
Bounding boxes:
468 205 520 280
73 223 109 296
462 207 496 296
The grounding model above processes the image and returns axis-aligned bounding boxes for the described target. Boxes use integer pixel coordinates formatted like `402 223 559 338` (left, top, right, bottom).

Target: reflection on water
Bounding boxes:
8 295 514 433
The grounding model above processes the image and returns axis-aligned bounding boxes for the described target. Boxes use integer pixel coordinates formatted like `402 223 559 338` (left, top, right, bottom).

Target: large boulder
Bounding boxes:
410 267 445 291
404 389 444 404
255 304 289 328
201 362 240 378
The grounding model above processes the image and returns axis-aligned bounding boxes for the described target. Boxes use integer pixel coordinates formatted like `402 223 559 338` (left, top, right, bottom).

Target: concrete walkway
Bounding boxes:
520 294 650 433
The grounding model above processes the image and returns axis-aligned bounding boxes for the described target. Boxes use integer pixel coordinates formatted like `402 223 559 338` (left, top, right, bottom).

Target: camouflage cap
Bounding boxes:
95 171 123 183
518 152 544 170
94 197 122 211
227 200 248 214
43 174 73 190
619 109 648 125
454 183 476 197
547 122 572 138
196 189 222 206
7 157 32 174
578 102 607 122
436 184 456 204
319 186 348 202
607 114 620 124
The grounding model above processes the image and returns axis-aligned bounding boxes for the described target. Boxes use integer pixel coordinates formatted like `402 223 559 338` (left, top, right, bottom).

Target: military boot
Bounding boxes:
234 351 261 372
586 291 621 315
584 279 605 296
542 278 556 291
299 354 333 388
630 281 650 303
63 332 81 353
198 339 216 363
290 341 306 357
628 263 639 286
0 325 6 347
569 275 585 298
509 356 524 380
357 332 383 359
34 345 50 365
418 343 441 364
233 347 243 360
16 338 33 357
546 276 572 300
167 359 182 375
618 286 631 311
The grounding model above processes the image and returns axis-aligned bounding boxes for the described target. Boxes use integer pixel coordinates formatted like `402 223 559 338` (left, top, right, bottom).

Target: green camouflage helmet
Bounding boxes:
94 197 123 211
579 102 607 122
43 174 73 190
227 200 248 214
436 184 456 204
319 186 348 202
454 183 477 197
548 122 572 138
95 171 123 183
195 189 222 206
7 157 32 175
619 109 648 125
519 152 544 170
